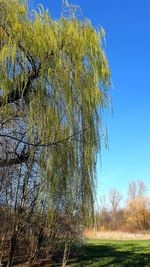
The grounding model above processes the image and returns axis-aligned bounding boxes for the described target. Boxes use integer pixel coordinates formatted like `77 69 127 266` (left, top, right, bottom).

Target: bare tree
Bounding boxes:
109 188 122 214
96 195 111 231
108 188 122 228
128 179 147 200
137 180 147 196
128 180 137 199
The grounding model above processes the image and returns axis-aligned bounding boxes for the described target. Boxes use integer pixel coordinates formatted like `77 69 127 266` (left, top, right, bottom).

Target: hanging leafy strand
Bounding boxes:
0 0 110 223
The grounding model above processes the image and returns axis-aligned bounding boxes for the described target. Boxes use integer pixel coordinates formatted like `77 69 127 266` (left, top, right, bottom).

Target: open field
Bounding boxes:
67 239 150 267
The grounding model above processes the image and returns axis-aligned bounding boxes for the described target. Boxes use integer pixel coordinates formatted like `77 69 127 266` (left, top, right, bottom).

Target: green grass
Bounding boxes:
67 239 150 267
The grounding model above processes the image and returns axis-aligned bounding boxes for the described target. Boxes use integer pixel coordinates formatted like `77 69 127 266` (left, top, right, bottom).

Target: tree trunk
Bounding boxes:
62 242 70 267
7 231 17 267
0 233 5 267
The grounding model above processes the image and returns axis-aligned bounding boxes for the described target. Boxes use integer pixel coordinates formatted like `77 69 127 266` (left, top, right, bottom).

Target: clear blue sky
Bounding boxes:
33 0 150 199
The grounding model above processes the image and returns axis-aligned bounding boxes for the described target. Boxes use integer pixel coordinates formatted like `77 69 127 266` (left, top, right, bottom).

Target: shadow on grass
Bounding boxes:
68 242 150 267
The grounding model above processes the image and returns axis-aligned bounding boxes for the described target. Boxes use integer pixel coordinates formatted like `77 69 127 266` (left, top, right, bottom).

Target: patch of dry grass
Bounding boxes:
84 229 150 240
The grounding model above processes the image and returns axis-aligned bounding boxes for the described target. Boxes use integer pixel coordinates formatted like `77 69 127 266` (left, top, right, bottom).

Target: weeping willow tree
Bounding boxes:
0 0 110 265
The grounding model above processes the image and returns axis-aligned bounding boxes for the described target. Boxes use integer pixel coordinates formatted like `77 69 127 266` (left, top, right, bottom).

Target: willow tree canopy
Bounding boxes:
0 0 110 221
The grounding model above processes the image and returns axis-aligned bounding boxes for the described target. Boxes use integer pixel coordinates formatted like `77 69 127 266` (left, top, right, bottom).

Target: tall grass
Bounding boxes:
84 229 150 240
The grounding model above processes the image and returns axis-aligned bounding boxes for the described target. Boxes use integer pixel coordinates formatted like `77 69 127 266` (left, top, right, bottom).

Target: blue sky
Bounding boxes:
33 0 150 200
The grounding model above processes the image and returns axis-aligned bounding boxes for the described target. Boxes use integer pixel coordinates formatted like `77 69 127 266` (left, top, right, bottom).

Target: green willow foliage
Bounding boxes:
0 0 110 223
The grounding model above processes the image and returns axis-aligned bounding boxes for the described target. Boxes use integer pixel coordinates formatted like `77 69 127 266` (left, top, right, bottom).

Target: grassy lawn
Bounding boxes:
67 239 150 267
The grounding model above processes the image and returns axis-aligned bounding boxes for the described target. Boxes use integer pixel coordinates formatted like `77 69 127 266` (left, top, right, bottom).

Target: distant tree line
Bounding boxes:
96 180 150 232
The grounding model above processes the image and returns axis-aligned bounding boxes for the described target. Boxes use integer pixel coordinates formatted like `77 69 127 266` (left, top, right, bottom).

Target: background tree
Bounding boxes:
125 196 150 231
96 195 111 231
126 179 149 231
108 187 122 228
0 0 110 266
128 179 147 200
